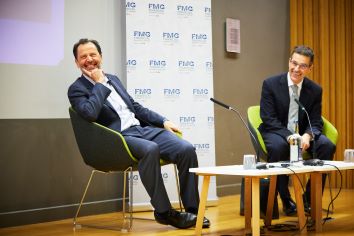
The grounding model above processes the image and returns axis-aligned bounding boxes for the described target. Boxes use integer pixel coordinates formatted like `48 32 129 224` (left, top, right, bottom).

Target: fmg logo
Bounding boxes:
193 89 209 98
163 32 180 41
178 60 194 67
193 143 210 151
126 2 136 15
149 59 167 69
134 88 152 95
126 59 137 66
148 3 165 11
148 3 165 15
126 59 137 73
207 116 214 128
164 88 181 96
205 61 213 70
179 116 196 128
192 33 207 40
192 33 208 45
133 31 151 42
204 7 211 17
207 116 214 124
126 2 136 8
126 2 136 10
133 88 152 101
177 5 193 12
178 60 194 72
134 88 152 100
177 5 193 17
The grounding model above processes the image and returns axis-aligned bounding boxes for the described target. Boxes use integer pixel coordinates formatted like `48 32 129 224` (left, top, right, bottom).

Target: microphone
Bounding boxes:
210 98 266 169
294 98 305 110
210 98 231 110
294 98 317 159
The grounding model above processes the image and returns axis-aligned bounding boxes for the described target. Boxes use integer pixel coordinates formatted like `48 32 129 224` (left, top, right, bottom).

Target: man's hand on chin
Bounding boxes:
81 67 105 83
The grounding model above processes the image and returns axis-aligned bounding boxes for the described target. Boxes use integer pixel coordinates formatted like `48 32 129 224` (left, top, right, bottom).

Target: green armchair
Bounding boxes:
246 105 338 161
69 107 182 231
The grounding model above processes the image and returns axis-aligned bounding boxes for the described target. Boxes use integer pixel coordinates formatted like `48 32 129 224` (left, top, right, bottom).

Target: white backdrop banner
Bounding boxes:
125 0 217 208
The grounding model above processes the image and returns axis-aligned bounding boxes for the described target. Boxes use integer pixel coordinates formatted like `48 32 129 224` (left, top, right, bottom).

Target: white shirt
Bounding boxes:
83 75 140 131
287 72 303 97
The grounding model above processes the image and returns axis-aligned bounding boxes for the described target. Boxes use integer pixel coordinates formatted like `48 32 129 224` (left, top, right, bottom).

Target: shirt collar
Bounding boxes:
287 72 303 89
82 74 109 85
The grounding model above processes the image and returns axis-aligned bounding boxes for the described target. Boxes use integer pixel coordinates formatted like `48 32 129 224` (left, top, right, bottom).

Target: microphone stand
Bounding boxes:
229 108 259 158
294 98 317 159
210 98 266 169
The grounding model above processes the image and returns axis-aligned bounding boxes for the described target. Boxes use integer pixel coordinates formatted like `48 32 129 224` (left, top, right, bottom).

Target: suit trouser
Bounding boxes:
262 132 336 202
122 126 199 213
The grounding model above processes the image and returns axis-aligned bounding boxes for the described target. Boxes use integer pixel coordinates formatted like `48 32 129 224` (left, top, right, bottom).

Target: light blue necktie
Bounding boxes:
287 84 299 133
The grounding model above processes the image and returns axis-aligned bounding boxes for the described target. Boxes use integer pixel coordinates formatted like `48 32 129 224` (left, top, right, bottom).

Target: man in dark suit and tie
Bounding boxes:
259 45 336 216
68 38 210 229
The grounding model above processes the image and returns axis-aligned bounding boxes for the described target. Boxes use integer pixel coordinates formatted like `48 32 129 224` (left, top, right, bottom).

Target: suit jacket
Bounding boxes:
68 74 165 132
258 73 323 140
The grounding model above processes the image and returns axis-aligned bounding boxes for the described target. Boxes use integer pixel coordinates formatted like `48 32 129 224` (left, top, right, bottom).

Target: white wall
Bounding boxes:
0 0 126 119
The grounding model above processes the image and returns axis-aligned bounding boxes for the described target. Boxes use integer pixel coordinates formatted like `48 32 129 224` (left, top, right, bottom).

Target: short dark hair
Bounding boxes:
290 45 314 65
73 38 102 59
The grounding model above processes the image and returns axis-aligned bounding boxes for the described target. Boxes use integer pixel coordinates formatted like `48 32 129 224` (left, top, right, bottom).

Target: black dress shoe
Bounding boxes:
202 216 210 228
302 195 311 215
304 205 311 216
282 198 297 216
185 208 211 228
154 209 196 229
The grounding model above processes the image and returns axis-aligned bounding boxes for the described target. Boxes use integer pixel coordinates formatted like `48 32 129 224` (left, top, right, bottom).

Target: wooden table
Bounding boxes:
190 164 314 236
310 161 354 232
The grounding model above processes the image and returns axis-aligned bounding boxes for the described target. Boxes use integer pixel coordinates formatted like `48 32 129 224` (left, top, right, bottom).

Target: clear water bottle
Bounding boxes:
290 137 299 162
295 122 303 161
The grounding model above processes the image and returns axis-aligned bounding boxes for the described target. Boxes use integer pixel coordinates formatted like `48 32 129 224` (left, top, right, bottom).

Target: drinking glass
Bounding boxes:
243 154 256 169
344 149 354 162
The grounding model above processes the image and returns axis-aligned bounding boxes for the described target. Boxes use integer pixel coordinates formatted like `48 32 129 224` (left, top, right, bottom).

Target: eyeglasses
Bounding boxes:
289 59 311 70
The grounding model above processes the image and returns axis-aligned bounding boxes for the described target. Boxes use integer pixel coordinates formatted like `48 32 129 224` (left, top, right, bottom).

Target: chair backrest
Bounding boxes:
322 116 338 145
69 107 138 172
247 105 339 161
247 106 268 161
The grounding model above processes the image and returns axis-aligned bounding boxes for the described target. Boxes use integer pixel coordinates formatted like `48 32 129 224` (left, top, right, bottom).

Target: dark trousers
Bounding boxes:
122 126 199 213
262 132 336 202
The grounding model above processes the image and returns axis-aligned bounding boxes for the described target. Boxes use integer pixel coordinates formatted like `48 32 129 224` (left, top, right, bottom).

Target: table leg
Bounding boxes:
311 172 322 232
265 176 277 226
292 175 307 234
195 175 210 236
244 177 252 234
251 177 260 236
